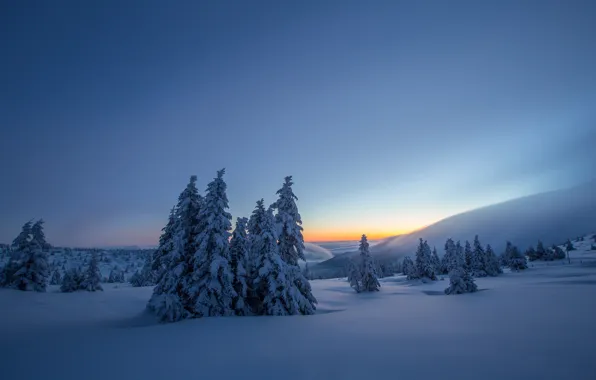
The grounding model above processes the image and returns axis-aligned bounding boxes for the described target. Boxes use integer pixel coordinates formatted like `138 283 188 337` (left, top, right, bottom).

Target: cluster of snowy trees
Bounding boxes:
60 252 103 292
526 241 567 262
0 220 50 292
130 253 156 287
347 234 380 293
146 171 317 322
0 220 104 293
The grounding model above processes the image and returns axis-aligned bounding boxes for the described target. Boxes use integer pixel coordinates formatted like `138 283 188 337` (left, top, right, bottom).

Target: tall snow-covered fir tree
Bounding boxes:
251 204 302 315
442 238 459 275
464 240 473 271
359 234 380 292
1 221 33 288
431 247 441 276
151 206 177 281
444 238 476 295
347 258 362 293
189 169 236 318
484 244 502 276
535 241 547 260
229 217 250 315
470 235 487 277
31 219 50 251
273 176 317 313
415 239 436 281
147 175 202 322
82 252 103 291
402 256 416 279
12 220 49 292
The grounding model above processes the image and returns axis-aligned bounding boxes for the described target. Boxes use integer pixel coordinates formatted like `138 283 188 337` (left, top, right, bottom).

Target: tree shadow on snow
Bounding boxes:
421 288 490 296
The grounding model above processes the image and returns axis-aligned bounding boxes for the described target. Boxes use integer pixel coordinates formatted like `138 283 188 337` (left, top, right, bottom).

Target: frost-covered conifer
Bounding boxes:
526 246 538 261
359 234 380 292
442 238 458 275
470 235 487 277
50 269 61 285
535 241 547 260
31 219 51 251
464 240 473 271
252 205 298 315
82 252 103 291
444 266 477 295
505 242 527 271
415 239 436 281
402 256 416 279
60 267 85 292
151 207 177 281
188 169 236 317
484 244 502 276
148 175 202 322
230 217 250 315
273 176 317 313
431 247 441 275
13 220 49 292
347 258 362 293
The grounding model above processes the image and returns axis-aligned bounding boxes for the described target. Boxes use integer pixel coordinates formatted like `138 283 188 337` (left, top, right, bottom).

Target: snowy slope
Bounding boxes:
315 180 596 272
1 237 596 380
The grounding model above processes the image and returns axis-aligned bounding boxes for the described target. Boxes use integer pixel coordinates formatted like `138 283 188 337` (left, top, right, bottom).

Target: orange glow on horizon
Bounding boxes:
303 228 418 242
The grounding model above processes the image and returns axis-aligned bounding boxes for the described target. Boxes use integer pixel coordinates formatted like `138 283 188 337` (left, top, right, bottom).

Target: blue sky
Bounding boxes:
1 0 595 246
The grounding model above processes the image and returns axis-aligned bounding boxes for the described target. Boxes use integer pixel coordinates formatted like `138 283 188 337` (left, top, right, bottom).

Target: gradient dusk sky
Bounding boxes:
1 0 595 247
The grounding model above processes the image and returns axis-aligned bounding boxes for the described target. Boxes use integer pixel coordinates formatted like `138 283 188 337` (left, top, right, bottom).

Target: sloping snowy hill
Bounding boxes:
1 244 596 380
315 180 596 272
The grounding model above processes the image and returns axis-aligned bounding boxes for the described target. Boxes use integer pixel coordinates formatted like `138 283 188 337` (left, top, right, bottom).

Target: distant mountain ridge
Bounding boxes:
313 179 596 274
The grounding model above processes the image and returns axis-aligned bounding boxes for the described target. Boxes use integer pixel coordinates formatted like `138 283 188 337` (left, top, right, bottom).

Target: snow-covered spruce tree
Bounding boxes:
526 246 538 261
442 238 459 275
359 234 380 292
444 264 477 295
82 252 103 291
147 175 202 322
151 206 177 282
431 247 441 276
415 239 436 281
1 221 32 288
505 242 528 271
251 205 300 315
246 199 267 311
484 244 502 276
60 267 85 292
402 256 416 279
50 269 61 285
273 176 317 314
470 235 487 278
229 217 250 315
13 220 50 292
132 253 156 287
347 257 362 293
31 219 51 251
188 169 236 318
535 241 547 260
464 240 473 271
444 239 477 295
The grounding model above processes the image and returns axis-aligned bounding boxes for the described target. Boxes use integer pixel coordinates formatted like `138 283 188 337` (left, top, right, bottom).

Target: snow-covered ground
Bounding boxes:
1 239 595 380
